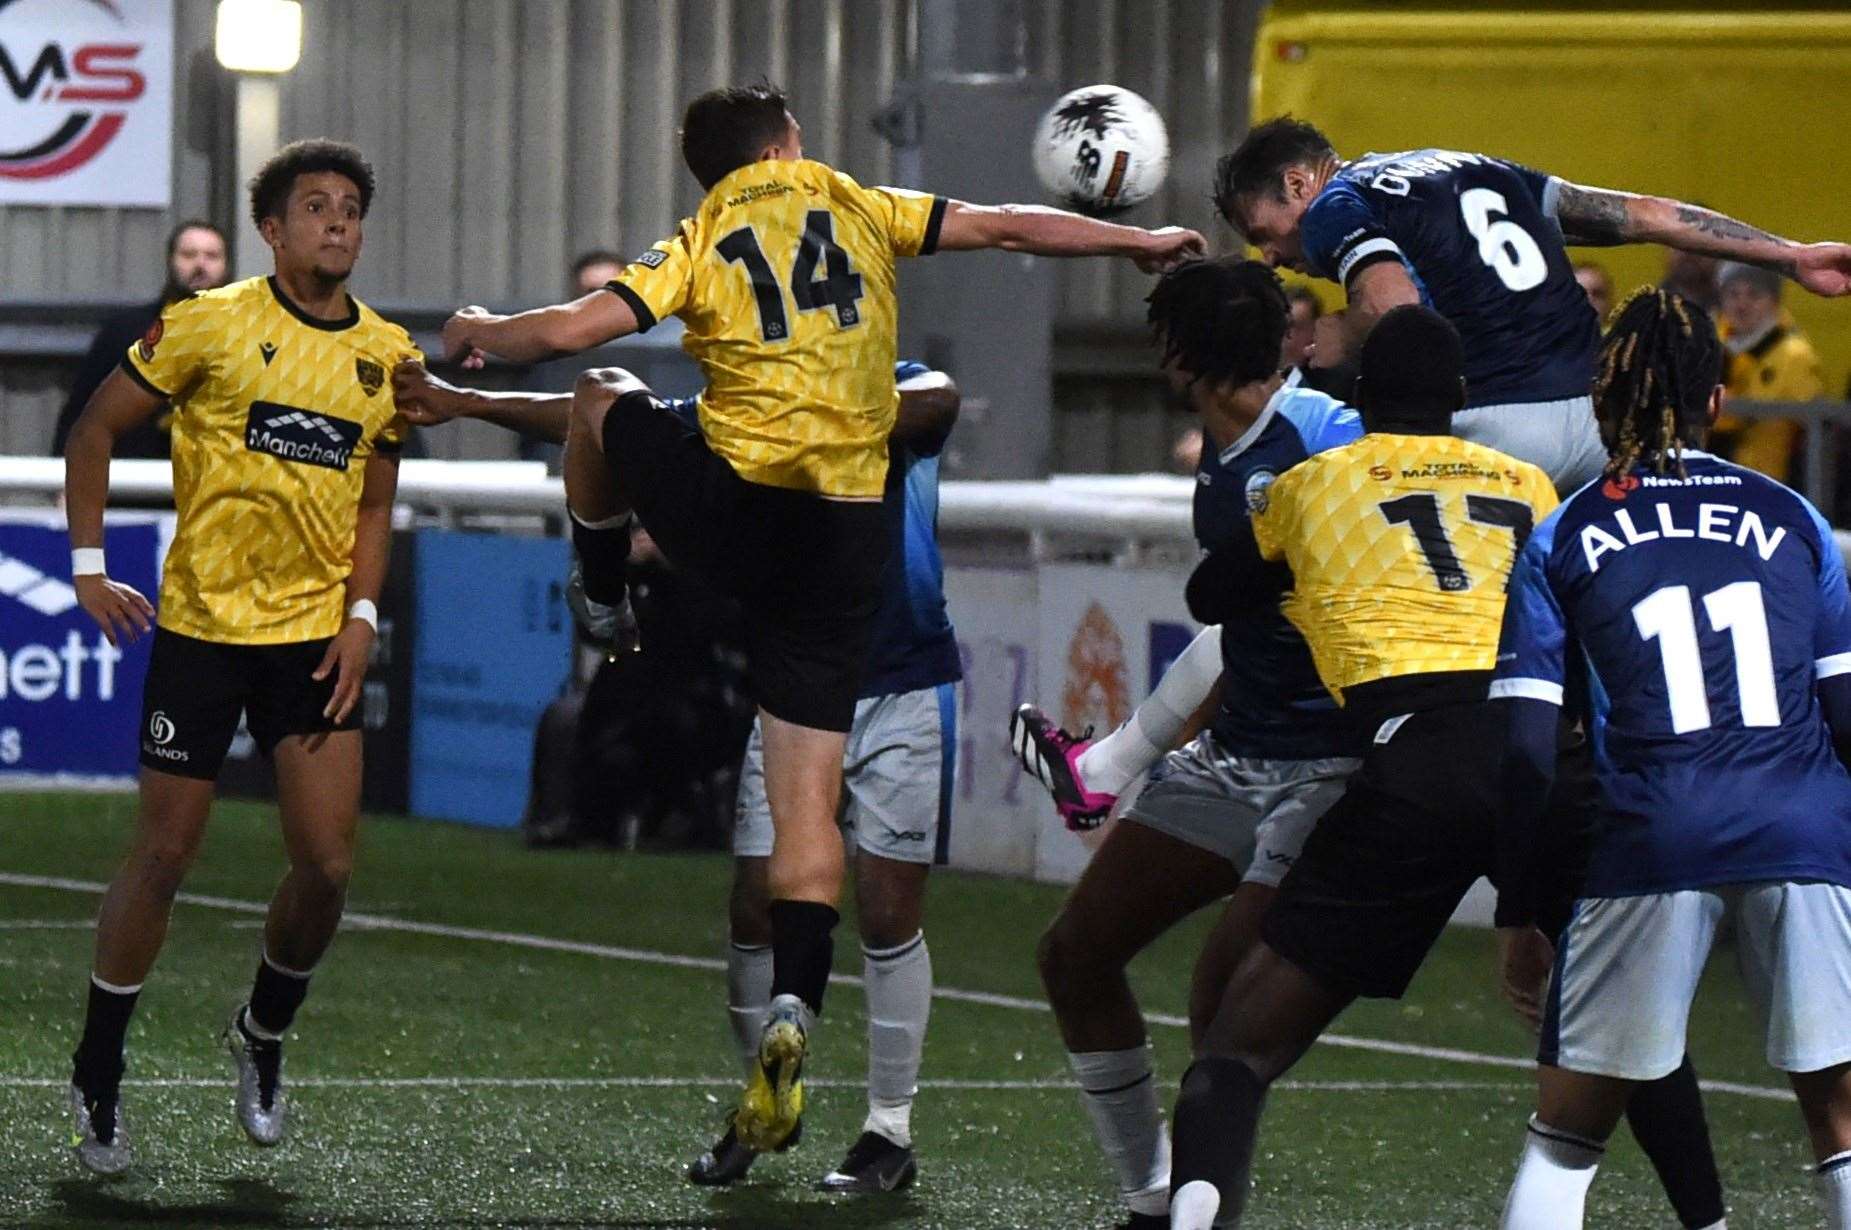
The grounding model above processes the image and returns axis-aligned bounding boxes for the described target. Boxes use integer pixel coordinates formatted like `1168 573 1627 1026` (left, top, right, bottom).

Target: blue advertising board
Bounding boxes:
409 530 572 827
0 512 166 781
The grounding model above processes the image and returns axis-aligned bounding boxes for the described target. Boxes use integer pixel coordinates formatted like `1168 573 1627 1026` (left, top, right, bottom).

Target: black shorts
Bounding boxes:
139 627 359 780
603 390 886 732
1262 702 1504 1000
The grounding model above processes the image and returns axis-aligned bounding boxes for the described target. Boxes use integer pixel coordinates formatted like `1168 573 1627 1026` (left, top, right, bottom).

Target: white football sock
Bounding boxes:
1817 1149 1851 1230
1070 1045 1170 1217
1500 1115 1604 1230
725 941 773 1077
1076 624 1221 794
863 932 932 1148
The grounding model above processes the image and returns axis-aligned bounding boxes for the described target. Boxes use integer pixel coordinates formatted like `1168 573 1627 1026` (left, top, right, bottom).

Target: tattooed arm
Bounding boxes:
1553 181 1851 297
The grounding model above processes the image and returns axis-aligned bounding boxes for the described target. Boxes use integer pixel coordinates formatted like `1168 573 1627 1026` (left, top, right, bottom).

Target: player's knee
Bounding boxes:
293 852 353 900
1186 979 1221 1047
126 835 201 899
574 366 648 405
1036 914 1111 995
857 895 921 952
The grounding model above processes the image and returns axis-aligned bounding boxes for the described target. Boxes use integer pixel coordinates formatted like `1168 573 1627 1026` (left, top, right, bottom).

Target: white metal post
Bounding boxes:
233 73 281 280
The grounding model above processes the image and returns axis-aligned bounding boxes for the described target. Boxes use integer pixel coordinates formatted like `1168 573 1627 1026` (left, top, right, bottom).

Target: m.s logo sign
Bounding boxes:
0 0 173 207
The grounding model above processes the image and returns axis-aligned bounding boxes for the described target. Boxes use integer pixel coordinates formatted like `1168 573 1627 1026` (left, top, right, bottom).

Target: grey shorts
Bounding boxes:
1452 395 1605 495
733 683 956 866
1544 881 1851 1079
1123 733 1360 888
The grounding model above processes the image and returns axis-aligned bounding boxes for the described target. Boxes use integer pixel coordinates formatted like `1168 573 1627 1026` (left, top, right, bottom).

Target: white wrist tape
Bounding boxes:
347 599 379 632
71 548 106 576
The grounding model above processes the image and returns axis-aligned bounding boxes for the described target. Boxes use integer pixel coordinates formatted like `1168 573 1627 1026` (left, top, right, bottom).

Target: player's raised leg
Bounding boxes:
1039 821 1240 1226
1011 623 1222 826
69 768 215 1173
562 367 645 648
221 728 362 1147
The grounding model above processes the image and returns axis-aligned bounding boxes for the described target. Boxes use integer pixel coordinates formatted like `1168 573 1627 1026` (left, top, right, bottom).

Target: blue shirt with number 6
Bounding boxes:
1299 148 1599 408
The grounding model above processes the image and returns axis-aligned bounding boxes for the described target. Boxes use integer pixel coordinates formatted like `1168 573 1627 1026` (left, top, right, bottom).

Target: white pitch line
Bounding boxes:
0 1075 1520 1093
0 871 1793 1101
0 919 92 929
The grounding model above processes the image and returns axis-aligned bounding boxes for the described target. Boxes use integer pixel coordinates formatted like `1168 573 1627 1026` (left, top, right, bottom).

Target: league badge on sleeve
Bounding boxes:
137 318 164 362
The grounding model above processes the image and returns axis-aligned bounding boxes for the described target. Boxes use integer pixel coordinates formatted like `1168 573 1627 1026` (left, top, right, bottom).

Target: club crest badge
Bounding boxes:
355 357 384 396
1244 469 1277 514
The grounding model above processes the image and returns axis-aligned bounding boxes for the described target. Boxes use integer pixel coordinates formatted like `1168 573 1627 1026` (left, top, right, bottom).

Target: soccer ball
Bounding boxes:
1032 85 1170 216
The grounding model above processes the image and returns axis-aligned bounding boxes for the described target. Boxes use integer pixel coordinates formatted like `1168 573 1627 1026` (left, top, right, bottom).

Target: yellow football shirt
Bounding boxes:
609 158 945 498
123 275 418 645
1252 433 1559 700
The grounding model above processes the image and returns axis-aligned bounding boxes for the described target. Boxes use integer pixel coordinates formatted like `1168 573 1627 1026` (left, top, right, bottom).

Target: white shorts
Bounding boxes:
733 683 956 866
1122 732 1360 888
1452 395 1605 495
1544 881 1851 1079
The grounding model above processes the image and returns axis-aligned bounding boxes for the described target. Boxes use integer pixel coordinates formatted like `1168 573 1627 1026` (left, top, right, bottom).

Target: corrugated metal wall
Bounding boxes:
2 0 1257 463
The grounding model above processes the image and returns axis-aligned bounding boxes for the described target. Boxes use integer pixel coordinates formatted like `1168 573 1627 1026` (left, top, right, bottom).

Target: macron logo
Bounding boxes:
0 552 79 617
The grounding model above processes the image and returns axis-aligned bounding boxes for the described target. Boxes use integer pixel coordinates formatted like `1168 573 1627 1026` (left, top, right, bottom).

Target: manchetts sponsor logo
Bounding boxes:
244 401 363 471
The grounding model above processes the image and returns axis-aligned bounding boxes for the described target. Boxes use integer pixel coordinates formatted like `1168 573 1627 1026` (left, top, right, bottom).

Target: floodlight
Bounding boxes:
215 0 302 74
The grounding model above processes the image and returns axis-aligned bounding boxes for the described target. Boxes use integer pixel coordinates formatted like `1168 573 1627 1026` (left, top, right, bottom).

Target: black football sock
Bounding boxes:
1626 1053 1726 1229
72 975 140 1096
1170 1055 1269 1224
569 510 633 606
246 954 312 1039
768 899 839 1017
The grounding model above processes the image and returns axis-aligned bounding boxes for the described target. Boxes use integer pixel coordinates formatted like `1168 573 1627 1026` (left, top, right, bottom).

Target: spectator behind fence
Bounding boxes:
1574 260 1613 323
513 250 629 469
1713 261 1825 481
571 249 624 295
1660 212 1722 314
1282 285 1321 370
50 220 229 460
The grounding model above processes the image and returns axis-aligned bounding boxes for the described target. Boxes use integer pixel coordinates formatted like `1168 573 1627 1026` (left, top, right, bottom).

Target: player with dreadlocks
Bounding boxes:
1494 288 1851 1229
1593 287 1724 481
1016 257 1368 1229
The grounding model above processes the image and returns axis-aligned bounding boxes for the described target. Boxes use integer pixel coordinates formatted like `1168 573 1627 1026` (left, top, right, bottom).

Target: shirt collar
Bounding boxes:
1218 378 1295 465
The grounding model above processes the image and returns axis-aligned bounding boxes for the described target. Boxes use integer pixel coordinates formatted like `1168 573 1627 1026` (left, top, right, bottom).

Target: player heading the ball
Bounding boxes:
429 82 1204 1161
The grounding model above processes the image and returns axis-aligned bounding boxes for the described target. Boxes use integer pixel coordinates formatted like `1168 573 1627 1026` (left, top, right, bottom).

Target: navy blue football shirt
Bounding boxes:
1299 149 1599 408
1495 451 1851 896
1198 374 1368 759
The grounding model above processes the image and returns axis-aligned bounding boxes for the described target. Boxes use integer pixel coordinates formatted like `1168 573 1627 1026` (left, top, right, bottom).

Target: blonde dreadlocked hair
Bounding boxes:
1595 287 1723 482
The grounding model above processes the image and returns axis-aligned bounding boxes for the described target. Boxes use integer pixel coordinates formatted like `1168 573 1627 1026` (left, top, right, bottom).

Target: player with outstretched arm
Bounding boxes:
1217 117 1851 492
427 82 1203 1158
392 356 963 1191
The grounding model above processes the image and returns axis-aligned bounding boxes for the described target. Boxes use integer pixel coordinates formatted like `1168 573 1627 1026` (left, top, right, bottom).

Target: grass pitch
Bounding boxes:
0 793 1823 1227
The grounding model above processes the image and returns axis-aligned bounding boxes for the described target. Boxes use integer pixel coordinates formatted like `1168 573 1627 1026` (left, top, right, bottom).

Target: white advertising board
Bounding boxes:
0 0 173 207
943 565 1041 879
